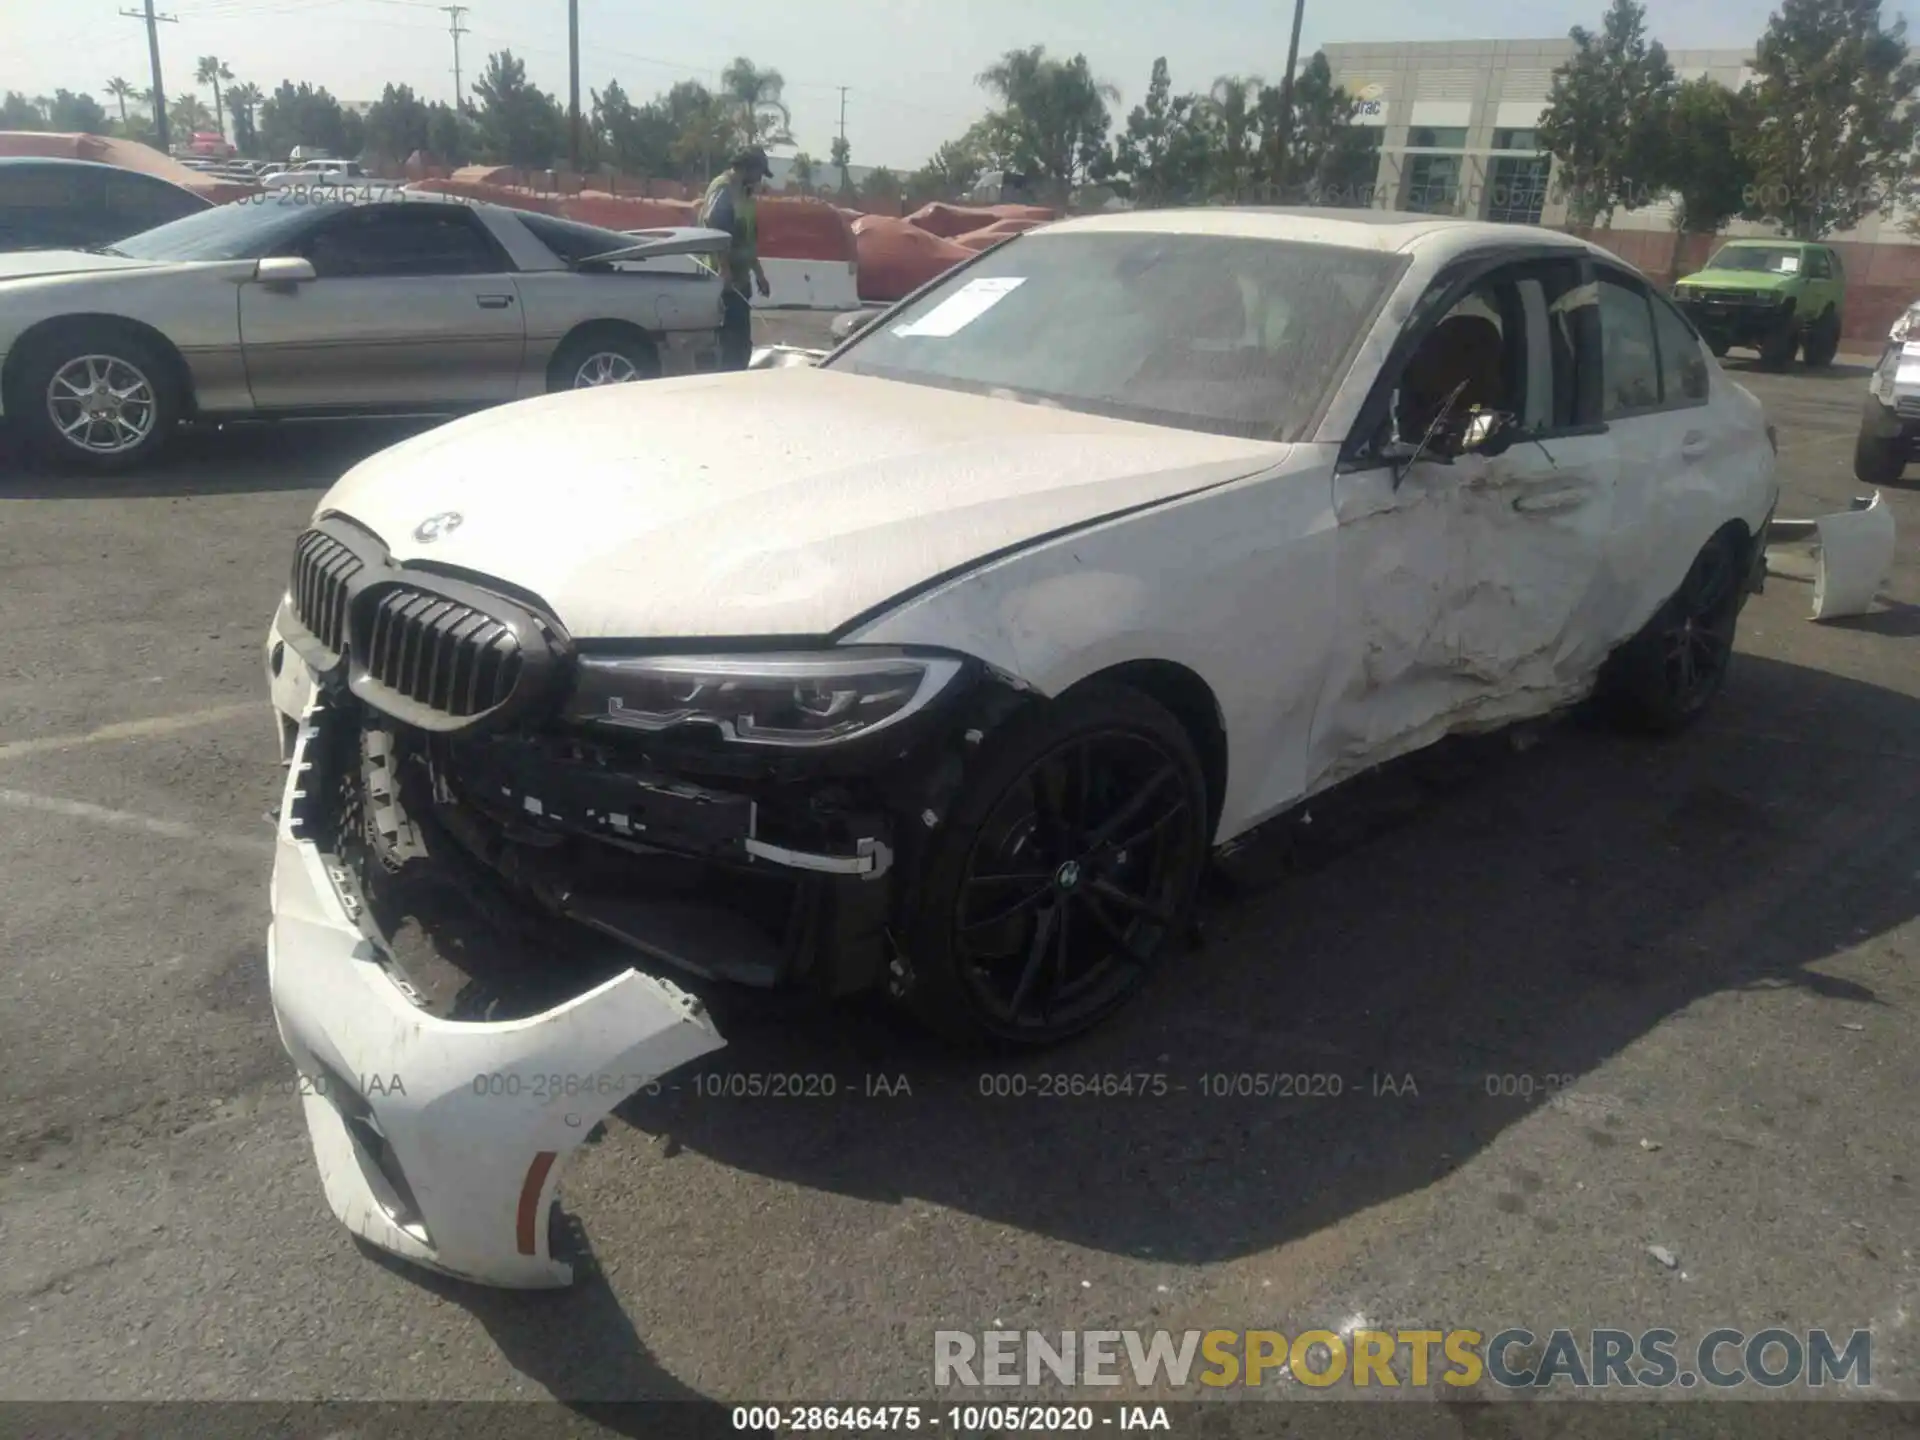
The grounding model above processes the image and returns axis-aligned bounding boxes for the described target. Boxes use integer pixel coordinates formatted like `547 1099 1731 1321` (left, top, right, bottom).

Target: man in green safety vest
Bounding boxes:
699 146 773 369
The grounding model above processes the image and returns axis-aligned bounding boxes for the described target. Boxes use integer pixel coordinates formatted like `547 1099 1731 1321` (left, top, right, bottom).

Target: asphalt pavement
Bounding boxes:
1 334 1917 1418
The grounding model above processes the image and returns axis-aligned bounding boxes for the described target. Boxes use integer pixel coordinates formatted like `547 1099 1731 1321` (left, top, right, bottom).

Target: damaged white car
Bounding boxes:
264 208 1777 1286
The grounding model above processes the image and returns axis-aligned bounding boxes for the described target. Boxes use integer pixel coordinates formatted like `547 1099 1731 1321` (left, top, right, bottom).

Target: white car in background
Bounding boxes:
261 158 367 190
262 207 1778 1287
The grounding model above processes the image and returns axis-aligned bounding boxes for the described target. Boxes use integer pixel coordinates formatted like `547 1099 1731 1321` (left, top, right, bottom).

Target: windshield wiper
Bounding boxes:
79 245 128 257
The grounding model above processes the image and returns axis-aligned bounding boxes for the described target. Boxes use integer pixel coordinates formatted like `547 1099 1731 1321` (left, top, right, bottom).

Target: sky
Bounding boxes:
0 0 1870 171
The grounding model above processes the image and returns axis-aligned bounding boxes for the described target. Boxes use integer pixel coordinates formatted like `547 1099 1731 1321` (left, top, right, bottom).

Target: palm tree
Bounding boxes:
790 150 815 195
719 57 793 148
194 56 233 139
105 76 135 129
169 92 215 137
226 81 262 154
1206 75 1261 202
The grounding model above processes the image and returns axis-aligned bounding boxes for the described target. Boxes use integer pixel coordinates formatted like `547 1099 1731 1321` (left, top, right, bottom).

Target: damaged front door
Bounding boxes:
1307 256 1619 791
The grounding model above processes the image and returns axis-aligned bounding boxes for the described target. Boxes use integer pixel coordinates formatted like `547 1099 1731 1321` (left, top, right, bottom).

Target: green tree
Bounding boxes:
426 101 471 164
0 92 46 129
719 57 793 148
1279 53 1379 205
591 79 677 176
471 50 565 168
259 81 351 159
861 165 903 209
1204 75 1261 202
195 56 232 139
906 137 983 205
1660 76 1753 261
1537 0 1676 226
169 92 216 136
48 90 108 133
105 76 136 130
789 149 816 194
226 82 263 154
363 82 431 164
663 79 734 182
1742 0 1919 237
975 45 1118 204
1108 57 1211 206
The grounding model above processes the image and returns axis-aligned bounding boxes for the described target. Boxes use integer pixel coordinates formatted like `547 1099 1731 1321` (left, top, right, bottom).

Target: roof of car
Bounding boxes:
1040 206 1602 258
0 156 128 172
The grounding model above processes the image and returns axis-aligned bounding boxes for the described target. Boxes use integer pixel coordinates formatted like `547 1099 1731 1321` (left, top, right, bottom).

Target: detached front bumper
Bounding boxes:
266 633 725 1288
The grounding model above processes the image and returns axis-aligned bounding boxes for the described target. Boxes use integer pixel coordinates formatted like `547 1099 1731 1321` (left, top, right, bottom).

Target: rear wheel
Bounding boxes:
1599 531 1744 734
12 323 181 472
1802 308 1841 367
548 328 660 392
898 683 1210 1048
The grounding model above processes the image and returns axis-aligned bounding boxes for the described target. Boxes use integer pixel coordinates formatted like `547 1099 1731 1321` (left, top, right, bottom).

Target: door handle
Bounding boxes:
1512 488 1587 514
1681 430 1709 459
476 294 514 309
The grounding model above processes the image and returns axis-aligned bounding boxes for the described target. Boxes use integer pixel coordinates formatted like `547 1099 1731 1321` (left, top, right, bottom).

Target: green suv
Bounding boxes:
1673 239 1845 368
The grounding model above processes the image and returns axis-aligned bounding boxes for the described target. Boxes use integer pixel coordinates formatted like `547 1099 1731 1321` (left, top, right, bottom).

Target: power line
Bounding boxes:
119 0 178 151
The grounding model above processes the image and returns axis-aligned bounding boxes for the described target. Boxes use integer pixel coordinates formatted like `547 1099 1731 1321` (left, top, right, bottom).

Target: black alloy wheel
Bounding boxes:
1600 531 1744 734
902 685 1210 1046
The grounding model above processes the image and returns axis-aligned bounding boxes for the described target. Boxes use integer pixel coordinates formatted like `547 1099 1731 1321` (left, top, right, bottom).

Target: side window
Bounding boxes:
1649 294 1709 404
1596 275 1662 418
1391 280 1523 444
1805 248 1832 279
104 173 203 232
301 206 501 277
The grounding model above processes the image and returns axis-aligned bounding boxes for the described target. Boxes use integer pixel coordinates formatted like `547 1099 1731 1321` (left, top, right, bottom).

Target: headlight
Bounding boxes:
1674 284 1693 300
564 649 966 748
1891 308 1920 342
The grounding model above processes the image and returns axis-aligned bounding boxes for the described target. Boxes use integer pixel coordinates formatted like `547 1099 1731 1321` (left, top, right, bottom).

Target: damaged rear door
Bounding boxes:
1307 253 1620 790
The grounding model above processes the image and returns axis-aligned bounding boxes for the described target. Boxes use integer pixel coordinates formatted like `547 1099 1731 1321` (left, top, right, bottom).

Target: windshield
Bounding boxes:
1705 245 1805 275
113 196 327 261
827 231 1404 440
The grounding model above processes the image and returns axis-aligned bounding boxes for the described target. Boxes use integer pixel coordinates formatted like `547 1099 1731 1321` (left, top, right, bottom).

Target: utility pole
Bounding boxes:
567 0 581 172
440 4 469 112
1275 0 1307 190
837 85 848 146
120 0 178 152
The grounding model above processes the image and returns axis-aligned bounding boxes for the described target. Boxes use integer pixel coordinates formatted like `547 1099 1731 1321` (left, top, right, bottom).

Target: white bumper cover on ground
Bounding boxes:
265 639 725 1287
1766 490 1897 621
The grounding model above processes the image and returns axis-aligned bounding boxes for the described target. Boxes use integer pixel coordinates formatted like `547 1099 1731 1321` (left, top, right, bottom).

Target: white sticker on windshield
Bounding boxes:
1777 255 1801 273
892 277 1024 337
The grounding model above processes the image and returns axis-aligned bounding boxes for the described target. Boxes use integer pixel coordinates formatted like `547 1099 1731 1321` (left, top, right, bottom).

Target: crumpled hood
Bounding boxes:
316 365 1289 638
0 249 158 281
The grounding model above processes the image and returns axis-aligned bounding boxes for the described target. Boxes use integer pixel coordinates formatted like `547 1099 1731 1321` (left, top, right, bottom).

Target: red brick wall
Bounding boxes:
1563 226 1920 348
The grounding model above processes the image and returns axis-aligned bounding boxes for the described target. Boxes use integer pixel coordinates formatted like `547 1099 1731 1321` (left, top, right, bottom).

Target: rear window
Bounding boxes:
515 211 639 262
0 166 93 209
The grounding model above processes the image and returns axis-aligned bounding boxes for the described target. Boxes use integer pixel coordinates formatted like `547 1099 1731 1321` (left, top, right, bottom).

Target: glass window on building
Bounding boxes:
1407 126 1469 149
1404 154 1463 214
1492 129 1541 151
1487 154 1551 224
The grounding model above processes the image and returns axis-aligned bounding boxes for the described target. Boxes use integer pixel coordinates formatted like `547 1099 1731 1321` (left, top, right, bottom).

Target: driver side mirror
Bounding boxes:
830 308 880 342
255 255 316 288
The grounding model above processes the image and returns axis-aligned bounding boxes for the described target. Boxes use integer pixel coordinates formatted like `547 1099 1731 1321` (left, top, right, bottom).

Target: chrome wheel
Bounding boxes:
46 354 157 455
572 351 641 387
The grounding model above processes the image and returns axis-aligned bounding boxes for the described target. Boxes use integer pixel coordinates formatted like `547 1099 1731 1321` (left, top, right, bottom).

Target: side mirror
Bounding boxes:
1456 409 1519 457
255 256 316 286
830 308 880 342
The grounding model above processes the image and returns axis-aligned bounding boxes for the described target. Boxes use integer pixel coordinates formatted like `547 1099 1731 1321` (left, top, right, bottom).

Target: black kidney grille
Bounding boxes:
291 529 363 656
362 587 524 718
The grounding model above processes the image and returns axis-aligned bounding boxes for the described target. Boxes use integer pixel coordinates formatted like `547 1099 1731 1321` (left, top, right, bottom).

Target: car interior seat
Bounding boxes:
1397 312 1507 440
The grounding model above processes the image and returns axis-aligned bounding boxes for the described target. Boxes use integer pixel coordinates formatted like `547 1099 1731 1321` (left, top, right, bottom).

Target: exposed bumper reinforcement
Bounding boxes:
267 692 725 1287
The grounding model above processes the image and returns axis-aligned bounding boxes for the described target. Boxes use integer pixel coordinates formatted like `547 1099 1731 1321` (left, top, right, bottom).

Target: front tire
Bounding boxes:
12 323 180 472
1854 425 1906 484
1757 319 1799 369
1598 531 1744 734
898 683 1211 1048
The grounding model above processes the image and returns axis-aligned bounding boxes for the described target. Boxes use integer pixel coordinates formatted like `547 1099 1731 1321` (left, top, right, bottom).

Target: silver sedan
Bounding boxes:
0 189 729 471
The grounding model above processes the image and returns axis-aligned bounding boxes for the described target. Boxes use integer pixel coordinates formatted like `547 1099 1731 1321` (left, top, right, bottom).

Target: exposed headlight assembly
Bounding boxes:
1891 307 1920 342
566 650 966 748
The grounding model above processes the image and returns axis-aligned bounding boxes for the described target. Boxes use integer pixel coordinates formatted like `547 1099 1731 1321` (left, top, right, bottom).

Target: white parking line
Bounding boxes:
0 703 258 763
0 787 271 855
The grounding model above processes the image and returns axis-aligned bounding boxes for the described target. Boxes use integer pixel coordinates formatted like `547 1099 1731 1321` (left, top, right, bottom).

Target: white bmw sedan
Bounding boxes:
263 208 1776 1285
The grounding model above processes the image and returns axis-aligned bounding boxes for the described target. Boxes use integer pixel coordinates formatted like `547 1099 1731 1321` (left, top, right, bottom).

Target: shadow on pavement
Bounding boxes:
384 648 1920 1401
0 416 442 499
1722 358 1876 385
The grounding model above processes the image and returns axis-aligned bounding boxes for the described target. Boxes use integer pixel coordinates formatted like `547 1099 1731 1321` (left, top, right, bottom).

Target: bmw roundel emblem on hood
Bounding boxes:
413 511 463 543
